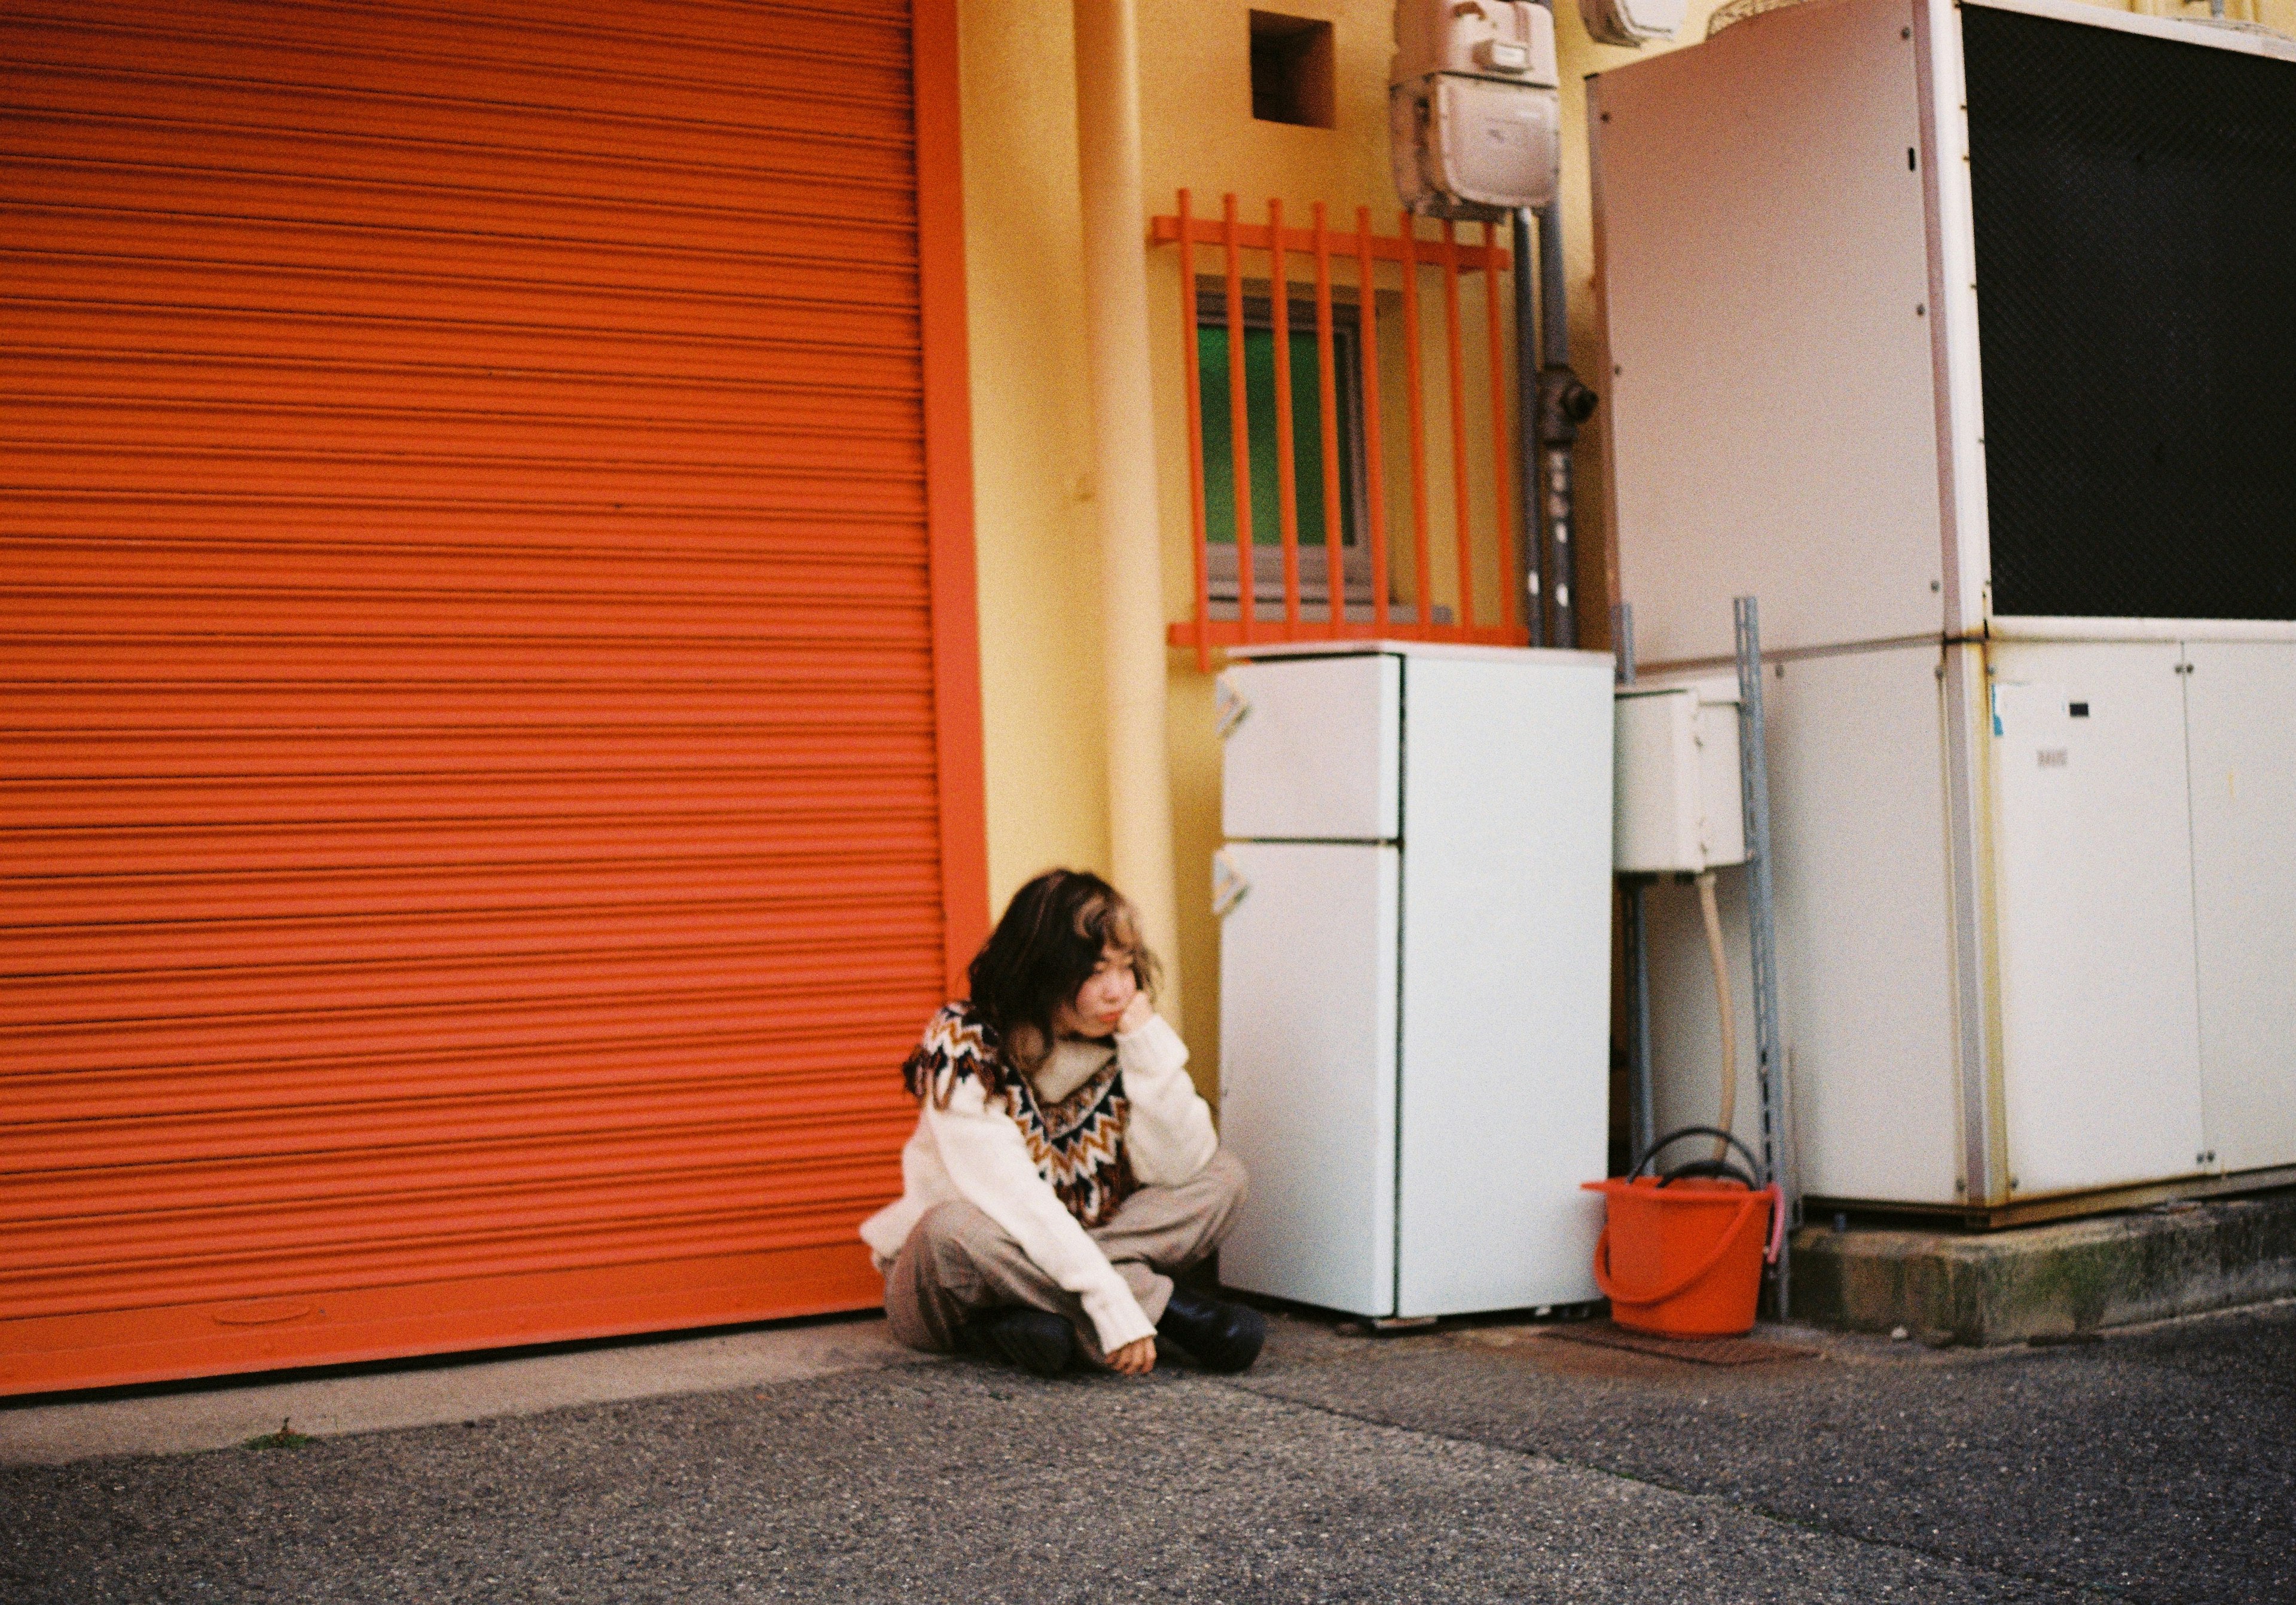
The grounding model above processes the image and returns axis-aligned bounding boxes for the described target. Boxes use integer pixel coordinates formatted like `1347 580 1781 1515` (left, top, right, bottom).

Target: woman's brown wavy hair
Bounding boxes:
965 869 1159 1075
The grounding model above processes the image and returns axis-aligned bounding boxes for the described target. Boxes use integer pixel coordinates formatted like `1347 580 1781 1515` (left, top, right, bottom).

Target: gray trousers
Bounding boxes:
883 1147 1248 1366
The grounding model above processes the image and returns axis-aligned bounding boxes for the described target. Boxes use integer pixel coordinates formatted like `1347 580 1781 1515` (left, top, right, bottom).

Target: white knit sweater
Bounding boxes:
860 1012 1217 1353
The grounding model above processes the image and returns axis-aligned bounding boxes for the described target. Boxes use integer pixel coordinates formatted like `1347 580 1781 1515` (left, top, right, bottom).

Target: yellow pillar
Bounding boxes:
1074 0 1184 1022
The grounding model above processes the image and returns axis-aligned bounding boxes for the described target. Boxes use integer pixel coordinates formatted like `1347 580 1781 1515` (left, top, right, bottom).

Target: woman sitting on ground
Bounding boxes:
862 869 1265 1378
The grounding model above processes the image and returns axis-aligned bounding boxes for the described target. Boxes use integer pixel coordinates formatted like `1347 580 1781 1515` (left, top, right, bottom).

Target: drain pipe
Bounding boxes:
1525 0 1597 650
1511 209 1544 647
1075 0 1183 1020
1532 199 1597 650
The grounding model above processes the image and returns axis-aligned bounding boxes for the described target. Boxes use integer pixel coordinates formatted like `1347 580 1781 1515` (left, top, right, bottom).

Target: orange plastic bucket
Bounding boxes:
1580 1174 1780 1338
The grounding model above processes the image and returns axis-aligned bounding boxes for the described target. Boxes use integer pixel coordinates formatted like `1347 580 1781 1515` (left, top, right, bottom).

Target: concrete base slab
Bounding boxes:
1791 1186 2296 1346
0 1313 929 1466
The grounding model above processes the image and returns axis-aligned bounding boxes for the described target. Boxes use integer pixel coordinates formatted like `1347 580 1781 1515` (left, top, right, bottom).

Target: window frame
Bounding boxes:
1193 284 1378 622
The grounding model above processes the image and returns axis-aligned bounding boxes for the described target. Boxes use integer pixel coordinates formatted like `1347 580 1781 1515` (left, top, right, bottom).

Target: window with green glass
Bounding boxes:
1195 294 1367 615
1199 322 1360 549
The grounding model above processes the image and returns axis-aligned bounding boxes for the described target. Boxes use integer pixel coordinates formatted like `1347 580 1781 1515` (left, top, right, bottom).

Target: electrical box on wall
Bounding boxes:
1390 0 1561 216
1615 678 1747 875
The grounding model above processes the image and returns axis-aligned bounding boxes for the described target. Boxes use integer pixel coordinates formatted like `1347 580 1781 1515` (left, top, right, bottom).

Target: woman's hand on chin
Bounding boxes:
1116 992 1153 1035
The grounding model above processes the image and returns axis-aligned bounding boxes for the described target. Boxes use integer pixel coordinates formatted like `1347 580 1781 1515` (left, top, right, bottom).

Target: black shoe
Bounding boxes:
1155 1287 1266 1373
962 1307 1076 1378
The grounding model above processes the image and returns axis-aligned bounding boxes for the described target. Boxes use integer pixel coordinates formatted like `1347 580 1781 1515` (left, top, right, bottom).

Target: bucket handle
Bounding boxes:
1591 1187 1779 1308
1629 1124 1766 1188
1617 1127 1786 1268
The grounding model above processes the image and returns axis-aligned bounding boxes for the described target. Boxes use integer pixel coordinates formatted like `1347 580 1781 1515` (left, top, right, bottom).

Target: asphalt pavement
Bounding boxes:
2 1297 2289 1604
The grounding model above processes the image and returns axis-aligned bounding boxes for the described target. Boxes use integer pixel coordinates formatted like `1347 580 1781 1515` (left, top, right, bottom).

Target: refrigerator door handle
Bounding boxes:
1211 849 1250 919
1213 672 1251 741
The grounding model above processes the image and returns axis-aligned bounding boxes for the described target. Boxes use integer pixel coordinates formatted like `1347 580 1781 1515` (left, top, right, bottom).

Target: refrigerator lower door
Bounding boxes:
1215 840 1399 1317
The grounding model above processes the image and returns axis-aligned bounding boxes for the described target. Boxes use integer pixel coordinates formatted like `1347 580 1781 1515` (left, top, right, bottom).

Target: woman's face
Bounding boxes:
1053 944 1138 1038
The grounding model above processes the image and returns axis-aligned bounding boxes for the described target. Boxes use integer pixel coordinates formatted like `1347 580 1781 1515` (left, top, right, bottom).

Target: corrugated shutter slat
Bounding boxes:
2 0 955 1393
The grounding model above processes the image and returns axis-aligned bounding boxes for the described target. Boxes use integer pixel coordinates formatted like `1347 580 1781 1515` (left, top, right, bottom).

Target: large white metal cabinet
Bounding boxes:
1214 642 1613 1318
1591 0 2296 1215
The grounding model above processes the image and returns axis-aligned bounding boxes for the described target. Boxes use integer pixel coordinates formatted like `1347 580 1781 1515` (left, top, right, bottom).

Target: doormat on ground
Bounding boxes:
1543 1322 1820 1366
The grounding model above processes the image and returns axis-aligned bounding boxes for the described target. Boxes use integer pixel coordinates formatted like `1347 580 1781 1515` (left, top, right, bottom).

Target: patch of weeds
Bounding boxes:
242 1416 312 1451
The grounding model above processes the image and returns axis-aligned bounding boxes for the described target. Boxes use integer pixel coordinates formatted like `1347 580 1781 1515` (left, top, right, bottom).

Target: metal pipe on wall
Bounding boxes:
1075 0 1183 1020
1533 198 1596 651
1516 0 1594 651
1734 596 1794 1317
1511 208 1544 646
1614 601 1655 1163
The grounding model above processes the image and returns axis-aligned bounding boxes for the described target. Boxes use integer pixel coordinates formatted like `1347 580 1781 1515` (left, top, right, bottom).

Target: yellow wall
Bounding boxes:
957 0 2289 1100
2133 0 2294 24
949 0 1769 1099
956 2 1107 921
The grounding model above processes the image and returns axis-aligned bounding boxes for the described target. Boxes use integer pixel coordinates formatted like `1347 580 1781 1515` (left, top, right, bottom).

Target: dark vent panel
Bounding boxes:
1962 4 2296 621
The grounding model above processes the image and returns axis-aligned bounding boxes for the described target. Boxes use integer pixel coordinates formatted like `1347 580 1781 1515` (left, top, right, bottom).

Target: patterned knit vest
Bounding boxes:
903 1002 1138 1228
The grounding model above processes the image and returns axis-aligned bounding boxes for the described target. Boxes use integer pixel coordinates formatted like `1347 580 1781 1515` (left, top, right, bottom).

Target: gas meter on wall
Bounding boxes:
1390 0 1561 216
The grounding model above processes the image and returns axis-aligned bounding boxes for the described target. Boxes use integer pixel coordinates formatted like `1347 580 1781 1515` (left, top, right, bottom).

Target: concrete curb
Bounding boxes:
0 1314 930 1466
1790 1187 2296 1346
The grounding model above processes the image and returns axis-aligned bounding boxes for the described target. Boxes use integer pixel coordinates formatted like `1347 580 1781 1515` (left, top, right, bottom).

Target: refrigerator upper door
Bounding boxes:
1215 840 1399 1317
1219 655 1401 842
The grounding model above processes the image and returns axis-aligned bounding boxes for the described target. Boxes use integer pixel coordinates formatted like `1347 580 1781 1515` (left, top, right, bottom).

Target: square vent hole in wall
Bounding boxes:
1251 11 1335 128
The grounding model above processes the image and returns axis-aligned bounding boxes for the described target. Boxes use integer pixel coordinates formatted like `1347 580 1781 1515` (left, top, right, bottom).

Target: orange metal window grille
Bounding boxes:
1156 193 1526 670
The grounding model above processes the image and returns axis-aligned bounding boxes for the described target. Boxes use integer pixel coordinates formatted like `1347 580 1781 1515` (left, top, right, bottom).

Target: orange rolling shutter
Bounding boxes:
1 0 986 1395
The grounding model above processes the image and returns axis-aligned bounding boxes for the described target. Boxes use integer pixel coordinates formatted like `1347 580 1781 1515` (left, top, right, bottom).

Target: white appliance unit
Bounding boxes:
1212 641 1614 1318
1590 0 2296 1219
1614 676 1746 877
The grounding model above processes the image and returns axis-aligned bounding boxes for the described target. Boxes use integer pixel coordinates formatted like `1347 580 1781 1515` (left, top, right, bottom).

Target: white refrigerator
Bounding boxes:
1212 641 1614 1319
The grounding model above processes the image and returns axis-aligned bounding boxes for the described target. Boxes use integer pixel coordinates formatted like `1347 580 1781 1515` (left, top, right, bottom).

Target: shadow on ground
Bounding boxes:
1238 1300 2296 1605
2 1301 2288 1603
